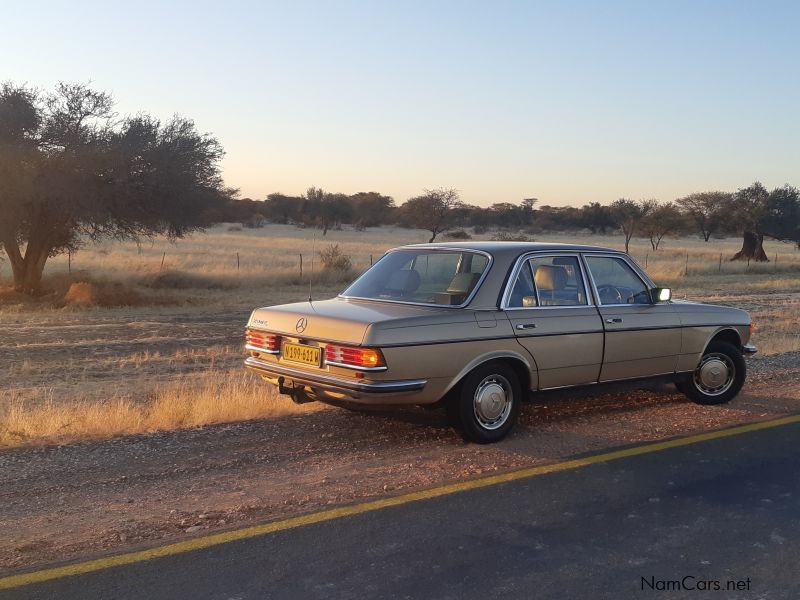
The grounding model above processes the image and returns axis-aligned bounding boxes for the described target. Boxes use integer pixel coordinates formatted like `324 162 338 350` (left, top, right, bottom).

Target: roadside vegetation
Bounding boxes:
0 370 317 448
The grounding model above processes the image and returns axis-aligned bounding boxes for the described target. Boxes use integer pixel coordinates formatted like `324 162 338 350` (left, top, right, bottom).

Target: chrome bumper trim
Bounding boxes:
245 344 280 355
743 343 758 355
324 360 388 372
244 357 426 394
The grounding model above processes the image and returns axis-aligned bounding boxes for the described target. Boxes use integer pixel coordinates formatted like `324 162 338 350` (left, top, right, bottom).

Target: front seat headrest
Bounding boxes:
534 265 568 291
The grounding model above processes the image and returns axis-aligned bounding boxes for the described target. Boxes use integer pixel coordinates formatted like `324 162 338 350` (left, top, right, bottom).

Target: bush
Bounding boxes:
227 224 243 232
472 225 488 235
492 231 533 242
244 215 266 229
444 229 472 240
318 244 353 272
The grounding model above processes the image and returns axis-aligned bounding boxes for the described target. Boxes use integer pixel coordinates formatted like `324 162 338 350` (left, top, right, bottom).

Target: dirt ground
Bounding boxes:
1 352 798 574
1 283 798 573
2 288 797 408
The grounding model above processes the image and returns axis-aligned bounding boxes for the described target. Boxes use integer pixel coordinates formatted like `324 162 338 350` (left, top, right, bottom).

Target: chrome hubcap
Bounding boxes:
473 374 513 430
694 353 734 396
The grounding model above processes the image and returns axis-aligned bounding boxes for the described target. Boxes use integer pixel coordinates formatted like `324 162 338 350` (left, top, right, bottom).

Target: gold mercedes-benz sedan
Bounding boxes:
245 242 756 443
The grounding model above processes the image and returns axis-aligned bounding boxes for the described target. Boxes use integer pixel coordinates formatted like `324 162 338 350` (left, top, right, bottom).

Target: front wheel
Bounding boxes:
676 341 746 405
447 362 521 443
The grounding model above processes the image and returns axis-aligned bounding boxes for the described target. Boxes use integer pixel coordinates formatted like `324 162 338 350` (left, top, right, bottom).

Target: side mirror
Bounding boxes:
522 296 538 307
651 287 671 303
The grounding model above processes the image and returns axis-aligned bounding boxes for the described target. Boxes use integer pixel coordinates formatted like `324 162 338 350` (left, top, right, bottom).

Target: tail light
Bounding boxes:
245 329 281 354
325 344 386 370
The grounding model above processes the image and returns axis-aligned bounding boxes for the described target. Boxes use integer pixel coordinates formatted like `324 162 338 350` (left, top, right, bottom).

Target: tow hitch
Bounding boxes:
277 377 315 404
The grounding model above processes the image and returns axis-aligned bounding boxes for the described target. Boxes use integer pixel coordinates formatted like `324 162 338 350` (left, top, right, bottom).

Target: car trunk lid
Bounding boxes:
247 298 450 345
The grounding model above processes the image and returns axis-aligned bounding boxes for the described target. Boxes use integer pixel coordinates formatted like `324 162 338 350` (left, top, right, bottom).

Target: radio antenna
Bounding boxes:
308 234 316 303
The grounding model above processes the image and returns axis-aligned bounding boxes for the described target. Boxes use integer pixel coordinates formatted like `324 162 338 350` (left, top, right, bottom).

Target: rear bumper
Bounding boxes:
743 343 758 355
244 356 427 401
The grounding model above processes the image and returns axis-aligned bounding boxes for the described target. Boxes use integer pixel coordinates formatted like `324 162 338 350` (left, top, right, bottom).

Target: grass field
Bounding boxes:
1 224 798 447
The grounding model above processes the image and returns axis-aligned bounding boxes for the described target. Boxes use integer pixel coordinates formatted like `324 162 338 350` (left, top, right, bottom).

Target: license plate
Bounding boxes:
282 342 321 367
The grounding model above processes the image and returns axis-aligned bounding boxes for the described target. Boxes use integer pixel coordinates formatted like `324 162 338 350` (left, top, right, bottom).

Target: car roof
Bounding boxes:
402 241 621 257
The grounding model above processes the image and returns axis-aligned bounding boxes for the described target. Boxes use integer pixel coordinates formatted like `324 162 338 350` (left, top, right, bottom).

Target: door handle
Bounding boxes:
516 323 537 330
605 318 623 324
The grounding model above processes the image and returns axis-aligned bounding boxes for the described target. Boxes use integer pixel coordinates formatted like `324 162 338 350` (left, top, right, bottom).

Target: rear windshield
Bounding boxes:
342 250 490 306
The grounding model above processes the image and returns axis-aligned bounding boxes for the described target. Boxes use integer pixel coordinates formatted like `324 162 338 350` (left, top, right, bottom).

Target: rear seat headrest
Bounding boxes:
385 269 421 293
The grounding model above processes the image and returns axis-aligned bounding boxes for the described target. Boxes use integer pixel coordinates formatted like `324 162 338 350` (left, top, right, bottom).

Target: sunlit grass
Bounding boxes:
0 370 317 448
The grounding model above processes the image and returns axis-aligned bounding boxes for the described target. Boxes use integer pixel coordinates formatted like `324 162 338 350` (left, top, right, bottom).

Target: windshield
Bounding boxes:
342 249 490 306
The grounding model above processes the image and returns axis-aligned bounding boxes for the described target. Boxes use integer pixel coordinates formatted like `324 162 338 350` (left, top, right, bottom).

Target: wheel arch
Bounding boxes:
704 327 743 353
443 351 535 399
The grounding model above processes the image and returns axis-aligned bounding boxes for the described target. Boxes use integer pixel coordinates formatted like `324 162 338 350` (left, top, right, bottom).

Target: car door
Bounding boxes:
582 254 681 381
504 253 604 389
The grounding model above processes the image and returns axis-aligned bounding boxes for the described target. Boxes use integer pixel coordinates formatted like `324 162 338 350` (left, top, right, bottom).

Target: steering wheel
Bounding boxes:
597 284 623 304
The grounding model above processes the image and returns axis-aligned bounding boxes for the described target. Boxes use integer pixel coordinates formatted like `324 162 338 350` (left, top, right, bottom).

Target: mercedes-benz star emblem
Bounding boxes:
295 317 307 333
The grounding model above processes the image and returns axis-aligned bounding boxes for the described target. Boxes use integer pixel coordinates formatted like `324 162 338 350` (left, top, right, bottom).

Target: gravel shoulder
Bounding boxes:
1 352 798 574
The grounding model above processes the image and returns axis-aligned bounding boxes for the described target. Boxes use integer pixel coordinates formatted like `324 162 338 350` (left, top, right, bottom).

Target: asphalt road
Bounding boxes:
5 421 800 600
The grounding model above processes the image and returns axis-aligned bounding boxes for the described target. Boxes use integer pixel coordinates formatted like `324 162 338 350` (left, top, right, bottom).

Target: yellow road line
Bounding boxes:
3 413 800 591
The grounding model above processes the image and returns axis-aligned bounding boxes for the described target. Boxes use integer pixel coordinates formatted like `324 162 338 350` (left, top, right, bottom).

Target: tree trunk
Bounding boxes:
3 240 51 294
428 231 437 243
730 231 769 262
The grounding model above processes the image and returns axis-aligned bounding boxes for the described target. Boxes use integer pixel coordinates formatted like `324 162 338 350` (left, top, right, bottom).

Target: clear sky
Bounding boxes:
3 0 798 207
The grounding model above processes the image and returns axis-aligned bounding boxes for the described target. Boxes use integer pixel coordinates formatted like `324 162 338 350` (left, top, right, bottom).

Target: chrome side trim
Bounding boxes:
339 247 494 309
500 251 596 310
244 357 426 393
580 253 656 307
743 344 758 355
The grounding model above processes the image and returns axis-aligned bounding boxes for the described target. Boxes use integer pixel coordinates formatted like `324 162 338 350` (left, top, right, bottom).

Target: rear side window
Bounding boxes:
507 255 588 307
585 256 650 305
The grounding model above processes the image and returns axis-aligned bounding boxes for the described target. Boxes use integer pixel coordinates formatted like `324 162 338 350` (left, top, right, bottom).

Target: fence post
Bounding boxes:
718 253 722 273
299 254 303 279
644 253 648 268
68 250 72 274
236 252 240 272
775 253 778 273
370 254 373 266
684 252 689 276
160 252 166 272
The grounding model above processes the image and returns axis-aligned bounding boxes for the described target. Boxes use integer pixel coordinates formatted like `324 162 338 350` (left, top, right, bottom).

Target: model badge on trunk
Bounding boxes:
295 317 307 333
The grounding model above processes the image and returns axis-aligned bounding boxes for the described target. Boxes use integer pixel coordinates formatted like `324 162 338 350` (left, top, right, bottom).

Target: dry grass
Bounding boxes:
1 224 798 447
0 370 316 448
1 225 799 312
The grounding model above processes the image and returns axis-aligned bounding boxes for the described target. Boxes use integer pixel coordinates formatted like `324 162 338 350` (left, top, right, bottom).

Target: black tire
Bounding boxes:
675 340 746 405
447 361 521 443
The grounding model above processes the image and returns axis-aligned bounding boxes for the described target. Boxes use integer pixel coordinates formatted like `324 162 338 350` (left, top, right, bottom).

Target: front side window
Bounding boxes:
342 250 489 306
585 256 650 305
507 255 588 307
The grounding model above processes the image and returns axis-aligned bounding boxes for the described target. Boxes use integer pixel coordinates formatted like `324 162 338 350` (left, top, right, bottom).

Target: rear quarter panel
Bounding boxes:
368 311 537 403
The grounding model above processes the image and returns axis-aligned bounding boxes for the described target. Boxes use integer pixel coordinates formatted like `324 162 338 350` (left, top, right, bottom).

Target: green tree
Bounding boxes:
610 198 655 253
0 82 231 293
641 202 686 250
398 188 463 242
729 182 770 261
579 202 614 234
675 191 732 242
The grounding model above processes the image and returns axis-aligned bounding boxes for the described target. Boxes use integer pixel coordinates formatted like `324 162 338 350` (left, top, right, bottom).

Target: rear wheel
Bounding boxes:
447 362 521 443
675 341 746 405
